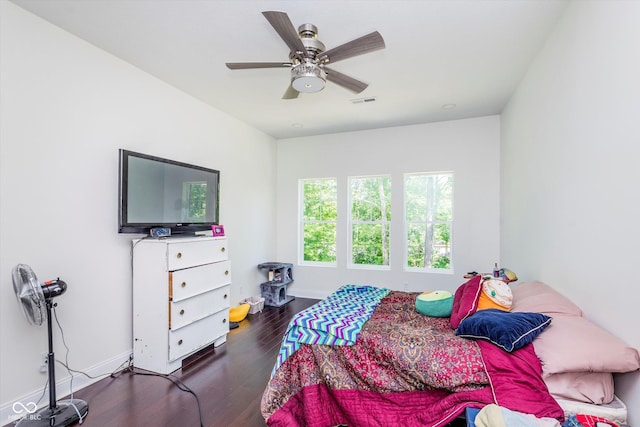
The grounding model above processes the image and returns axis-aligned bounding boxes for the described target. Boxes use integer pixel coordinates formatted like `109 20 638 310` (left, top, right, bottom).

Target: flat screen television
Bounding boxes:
118 149 220 235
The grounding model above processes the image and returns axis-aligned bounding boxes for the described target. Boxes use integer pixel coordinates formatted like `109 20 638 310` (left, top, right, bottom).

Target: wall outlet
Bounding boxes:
39 352 48 373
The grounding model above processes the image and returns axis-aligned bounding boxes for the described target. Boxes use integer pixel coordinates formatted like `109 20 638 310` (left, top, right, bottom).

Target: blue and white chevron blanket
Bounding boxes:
271 284 390 377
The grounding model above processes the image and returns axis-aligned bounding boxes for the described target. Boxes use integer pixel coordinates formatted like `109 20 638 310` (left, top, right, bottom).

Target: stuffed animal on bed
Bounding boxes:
415 290 454 317
477 279 513 312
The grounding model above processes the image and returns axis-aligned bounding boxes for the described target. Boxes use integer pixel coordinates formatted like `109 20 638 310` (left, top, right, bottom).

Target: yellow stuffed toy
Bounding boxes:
229 303 250 323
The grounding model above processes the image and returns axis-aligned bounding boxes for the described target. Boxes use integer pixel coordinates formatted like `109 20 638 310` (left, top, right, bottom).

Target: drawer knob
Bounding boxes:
224 294 228 299
221 247 226 253
181 282 187 288
178 339 183 345
222 318 227 324
176 252 182 259
224 270 229 276
180 309 185 315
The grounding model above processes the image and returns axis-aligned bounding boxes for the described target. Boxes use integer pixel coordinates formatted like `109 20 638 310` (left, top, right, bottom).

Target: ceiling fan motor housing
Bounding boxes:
297 23 325 57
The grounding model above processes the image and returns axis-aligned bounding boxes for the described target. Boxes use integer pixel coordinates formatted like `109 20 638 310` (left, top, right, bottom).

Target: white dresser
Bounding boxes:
132 236 231 374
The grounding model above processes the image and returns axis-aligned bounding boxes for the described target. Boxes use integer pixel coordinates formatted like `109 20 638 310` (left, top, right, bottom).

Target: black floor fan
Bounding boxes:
12 264 89 426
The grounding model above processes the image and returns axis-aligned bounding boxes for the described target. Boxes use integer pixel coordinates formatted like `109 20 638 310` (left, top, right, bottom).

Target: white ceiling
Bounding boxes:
10 0 568 139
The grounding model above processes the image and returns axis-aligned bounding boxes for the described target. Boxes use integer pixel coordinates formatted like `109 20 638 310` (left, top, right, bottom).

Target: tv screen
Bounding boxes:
118 149 220 234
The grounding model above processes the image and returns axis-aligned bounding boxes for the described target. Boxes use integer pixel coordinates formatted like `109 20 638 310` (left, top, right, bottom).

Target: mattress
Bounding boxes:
555 395 627 425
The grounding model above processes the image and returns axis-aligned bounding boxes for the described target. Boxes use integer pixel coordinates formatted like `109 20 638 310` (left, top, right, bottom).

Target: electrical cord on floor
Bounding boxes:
53 305 87 424
130 368 205 427
51 305 133 425
129 235 203 426
55 356 133 380
32 378 49 408
56 358 205 427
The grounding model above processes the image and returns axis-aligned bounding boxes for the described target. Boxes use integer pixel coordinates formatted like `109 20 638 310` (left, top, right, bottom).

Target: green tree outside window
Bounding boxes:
405 173 453 270
350 176 391 267
301 178 337 263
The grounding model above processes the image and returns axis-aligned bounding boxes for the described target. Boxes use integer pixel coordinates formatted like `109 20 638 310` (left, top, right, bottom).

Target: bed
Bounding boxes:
261 280 640 426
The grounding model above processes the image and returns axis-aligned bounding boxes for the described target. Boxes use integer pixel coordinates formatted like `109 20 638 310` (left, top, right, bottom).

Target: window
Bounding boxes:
405 173 453 271
349 175 391 268
300 178 337 264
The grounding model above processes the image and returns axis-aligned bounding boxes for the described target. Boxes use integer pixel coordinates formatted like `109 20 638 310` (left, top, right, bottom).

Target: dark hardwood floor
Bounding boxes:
8 296 469 427
50 297 317 427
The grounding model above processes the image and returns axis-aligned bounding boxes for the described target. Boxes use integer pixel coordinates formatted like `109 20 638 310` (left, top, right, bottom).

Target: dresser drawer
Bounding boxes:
170 285 230 330
168 310 228 361
166 238 228 271
170 260 231 302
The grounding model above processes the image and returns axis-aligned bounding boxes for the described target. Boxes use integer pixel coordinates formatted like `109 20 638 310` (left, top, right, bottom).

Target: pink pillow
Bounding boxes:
449 275 483 328
544 371 614 404
534 314 640 375
511 281 582 316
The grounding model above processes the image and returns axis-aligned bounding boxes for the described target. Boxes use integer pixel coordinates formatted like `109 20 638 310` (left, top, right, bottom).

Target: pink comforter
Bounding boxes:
262 291 563 426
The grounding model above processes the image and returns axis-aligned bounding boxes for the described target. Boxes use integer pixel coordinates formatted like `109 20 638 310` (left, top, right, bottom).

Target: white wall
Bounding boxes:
0 1 276 418
6 0 637 422
501 0 640 422
276 116 501 299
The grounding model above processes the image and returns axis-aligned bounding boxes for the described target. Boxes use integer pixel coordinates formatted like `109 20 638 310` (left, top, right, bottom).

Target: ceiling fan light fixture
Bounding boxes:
291 61 326 93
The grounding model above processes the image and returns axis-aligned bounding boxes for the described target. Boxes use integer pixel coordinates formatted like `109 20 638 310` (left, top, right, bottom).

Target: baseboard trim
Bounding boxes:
289 290 328 300
0 350 132 425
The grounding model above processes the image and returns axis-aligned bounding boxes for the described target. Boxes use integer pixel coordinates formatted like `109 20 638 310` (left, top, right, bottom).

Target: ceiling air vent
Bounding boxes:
351 96 377 104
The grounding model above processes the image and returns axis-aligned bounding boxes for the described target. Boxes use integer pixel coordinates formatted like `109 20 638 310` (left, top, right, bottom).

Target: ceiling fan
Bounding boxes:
226 11 385 99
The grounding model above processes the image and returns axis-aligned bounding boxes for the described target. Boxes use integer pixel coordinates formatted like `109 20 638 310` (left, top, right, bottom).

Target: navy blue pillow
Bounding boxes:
455 309 552 352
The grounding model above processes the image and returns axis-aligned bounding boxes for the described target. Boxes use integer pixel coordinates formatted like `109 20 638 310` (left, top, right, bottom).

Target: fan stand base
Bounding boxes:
15 399 88 427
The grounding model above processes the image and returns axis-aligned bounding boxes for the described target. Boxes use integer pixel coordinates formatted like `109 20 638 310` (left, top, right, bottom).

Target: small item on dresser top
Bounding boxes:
415 290 453 317
150 227 171 238
211 224 225 236
493 263 500 278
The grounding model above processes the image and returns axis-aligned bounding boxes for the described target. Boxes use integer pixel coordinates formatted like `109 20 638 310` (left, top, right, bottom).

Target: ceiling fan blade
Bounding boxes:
324 67 368 93
282 84 300 99
318 31 385 64
226 62 291 69
262 11 307 59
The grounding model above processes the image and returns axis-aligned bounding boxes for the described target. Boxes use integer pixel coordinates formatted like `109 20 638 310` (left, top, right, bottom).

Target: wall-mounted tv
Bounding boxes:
118 149 220 235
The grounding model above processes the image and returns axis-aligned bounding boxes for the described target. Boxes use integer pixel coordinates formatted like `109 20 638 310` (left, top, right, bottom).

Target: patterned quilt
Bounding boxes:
271 285 390 376
261 290 563 426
